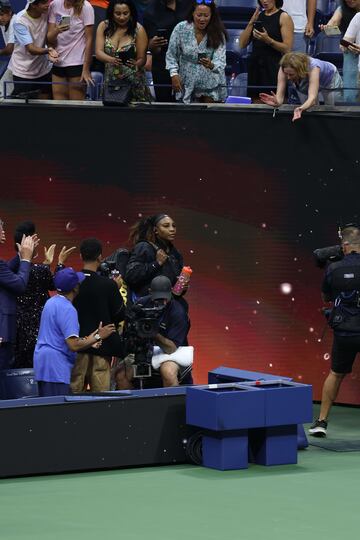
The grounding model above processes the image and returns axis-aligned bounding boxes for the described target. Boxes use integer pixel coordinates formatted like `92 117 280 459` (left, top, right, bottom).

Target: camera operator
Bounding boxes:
70 238 125 393
116 275 191 389
309 225 360 438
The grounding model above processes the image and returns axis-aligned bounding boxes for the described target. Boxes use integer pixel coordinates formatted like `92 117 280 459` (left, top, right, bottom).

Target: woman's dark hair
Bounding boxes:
128 214 170 246
340 0 358 34
187 1 228 49
105 0 138 38
257 0 283 8
14 221 35 250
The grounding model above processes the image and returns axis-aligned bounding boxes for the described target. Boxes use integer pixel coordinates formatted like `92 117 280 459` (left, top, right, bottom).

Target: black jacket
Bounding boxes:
125 241 183 298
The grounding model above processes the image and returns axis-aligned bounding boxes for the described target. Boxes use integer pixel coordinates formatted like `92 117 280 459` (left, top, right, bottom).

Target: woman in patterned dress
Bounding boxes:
95 0 150 101
165 0 227 104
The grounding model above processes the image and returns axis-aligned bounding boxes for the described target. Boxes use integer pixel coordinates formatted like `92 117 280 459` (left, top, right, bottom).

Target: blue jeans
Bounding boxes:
343 51 359 103
292 32 310 53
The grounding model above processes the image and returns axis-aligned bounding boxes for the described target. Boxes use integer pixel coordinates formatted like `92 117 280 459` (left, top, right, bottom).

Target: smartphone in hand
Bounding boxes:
253 21 264 32
198 52 208 62
324 26 341 36
156 28 169 40
59 15 70 27
116 48 136 63
340 38 353 48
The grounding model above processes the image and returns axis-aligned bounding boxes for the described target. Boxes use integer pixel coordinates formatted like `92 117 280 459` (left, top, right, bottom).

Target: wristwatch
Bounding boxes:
94 333 101 342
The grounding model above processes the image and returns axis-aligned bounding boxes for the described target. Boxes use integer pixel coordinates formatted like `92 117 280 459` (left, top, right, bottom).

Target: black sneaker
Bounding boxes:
308 419 328 438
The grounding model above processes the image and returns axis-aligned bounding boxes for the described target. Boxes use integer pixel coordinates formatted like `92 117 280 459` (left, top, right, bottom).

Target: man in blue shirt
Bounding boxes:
34 267 116 396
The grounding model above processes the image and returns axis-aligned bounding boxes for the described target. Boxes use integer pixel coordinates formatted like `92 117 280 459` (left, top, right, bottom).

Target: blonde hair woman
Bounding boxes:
260 52 343 121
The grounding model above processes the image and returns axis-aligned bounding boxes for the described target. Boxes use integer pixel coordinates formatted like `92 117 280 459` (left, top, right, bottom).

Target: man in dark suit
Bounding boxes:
0 219 35 369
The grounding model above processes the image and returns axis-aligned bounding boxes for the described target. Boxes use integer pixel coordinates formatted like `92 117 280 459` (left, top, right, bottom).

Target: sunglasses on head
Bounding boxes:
196 0 214 4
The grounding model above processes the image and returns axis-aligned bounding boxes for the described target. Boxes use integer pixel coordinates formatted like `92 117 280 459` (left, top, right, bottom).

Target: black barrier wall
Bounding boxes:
1 103 360 402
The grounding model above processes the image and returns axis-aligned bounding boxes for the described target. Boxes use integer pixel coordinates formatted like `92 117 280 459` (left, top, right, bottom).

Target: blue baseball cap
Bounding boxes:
54 268 85 293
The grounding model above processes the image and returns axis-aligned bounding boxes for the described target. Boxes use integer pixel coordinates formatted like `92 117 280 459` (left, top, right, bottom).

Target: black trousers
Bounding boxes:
152 68 174 103
0 342 14 370
331 333 360 373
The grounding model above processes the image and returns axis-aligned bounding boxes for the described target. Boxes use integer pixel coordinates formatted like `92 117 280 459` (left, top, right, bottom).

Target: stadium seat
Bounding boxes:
218 0 257 27
314 33 343 70
226 50 247 76
9 0 26 12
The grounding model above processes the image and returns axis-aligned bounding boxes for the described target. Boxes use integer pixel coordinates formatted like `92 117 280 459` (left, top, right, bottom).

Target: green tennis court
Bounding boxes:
1 405 359 540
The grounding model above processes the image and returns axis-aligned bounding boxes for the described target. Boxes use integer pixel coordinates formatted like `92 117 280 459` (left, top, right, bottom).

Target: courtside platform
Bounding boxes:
0 367 312 478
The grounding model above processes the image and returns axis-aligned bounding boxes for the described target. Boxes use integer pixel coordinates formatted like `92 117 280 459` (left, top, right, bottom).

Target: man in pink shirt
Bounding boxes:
9 0 58 98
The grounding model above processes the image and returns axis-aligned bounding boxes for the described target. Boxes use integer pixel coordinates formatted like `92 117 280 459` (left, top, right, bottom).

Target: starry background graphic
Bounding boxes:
1 105 359 402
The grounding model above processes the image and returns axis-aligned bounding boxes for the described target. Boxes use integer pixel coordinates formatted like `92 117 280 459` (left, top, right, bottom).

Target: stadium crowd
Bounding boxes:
0 215 193 397
0 0 359 108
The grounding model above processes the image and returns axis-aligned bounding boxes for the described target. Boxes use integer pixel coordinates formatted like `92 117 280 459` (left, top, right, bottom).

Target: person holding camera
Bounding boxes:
239 0 293 101
309 226 360 437
143 0 192 102
70 238 125 393
116 275 191 389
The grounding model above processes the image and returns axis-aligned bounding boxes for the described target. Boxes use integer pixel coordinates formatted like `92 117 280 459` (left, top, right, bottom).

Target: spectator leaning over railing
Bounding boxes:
8 0 58 99
47 0 95 100
342 9 360 100
95 0 150 102
166 0 227 104
320 0 360 102
0 0 15 97
240 0 293 101
260 51 343 120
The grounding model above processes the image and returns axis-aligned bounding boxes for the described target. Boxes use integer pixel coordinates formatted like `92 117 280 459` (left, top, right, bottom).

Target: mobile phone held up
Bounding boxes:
116 48 136 63
340 38 353 48
59 15 70 28
198 52 208 62
253 20 264 32
156 28 169 40
324 25 341 36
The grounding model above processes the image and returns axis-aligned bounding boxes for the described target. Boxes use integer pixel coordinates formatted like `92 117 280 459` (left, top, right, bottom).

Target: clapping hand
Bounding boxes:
58 245 76 265
17 235 35 261
43 244 56 265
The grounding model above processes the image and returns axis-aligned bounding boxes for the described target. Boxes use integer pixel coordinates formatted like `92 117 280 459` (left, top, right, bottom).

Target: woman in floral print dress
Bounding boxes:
166 0 227 104
95 0 150 102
